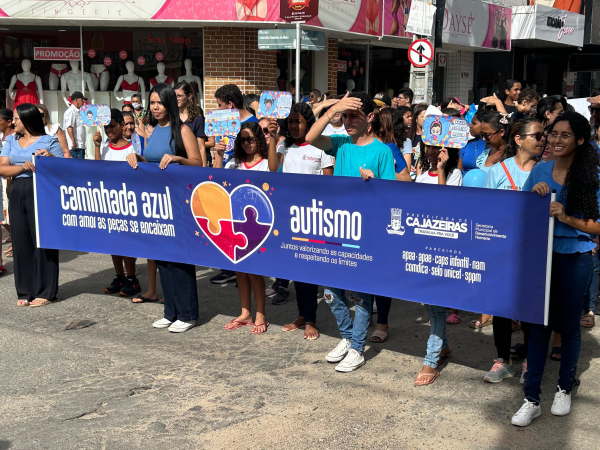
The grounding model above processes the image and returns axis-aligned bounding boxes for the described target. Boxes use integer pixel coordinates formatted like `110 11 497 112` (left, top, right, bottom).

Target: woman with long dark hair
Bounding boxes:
126 84 203 332
512 112 600 426
175 81 207 167
477 111 511 173
371 109 411 181
536 96 564 128
409 103 428 178
214 121 271 334
267 102 334 340
0 103 63 307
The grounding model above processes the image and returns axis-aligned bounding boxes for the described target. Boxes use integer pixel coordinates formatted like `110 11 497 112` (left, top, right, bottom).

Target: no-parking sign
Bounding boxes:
408 39 433 68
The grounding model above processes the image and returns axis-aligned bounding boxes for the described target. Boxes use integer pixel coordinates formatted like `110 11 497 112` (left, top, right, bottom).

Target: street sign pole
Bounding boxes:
409 35 434 105
296 21 301 103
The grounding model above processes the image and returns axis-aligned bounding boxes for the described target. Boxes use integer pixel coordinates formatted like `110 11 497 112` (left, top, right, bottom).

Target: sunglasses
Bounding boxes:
521 132 545 141
479 130 501 141
238 137 256 144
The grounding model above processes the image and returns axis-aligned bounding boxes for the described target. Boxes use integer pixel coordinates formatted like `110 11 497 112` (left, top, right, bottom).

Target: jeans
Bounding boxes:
525 251 592 402
586 250 600 314
156 261 199 322
493 317 530 361
375 296 392 325
424 305 449 369
70 148 85 159
295 281 318 323
324 288 372 353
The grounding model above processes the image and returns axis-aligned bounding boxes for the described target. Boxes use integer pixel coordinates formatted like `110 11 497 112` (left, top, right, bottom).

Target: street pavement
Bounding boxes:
1 246 599 449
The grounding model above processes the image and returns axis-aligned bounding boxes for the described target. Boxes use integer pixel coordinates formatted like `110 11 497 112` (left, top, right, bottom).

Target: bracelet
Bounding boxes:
326 111 334 122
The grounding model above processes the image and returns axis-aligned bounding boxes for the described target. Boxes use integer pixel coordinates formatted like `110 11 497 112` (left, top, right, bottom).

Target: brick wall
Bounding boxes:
204 27 278 111
327 38 338 94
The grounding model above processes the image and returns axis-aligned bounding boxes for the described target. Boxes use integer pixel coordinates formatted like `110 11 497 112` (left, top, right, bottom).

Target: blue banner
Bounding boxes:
35 157 551 324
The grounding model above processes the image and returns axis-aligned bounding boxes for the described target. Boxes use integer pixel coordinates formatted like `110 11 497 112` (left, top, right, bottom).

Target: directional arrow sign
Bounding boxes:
408 39 433 68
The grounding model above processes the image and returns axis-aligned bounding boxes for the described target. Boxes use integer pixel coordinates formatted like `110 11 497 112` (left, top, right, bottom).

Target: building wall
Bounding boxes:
327 38 338 94
204 27 278 110
444 51 475 103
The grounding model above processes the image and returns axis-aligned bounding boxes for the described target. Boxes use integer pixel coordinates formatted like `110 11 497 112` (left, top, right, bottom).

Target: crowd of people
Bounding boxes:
0 77 599 428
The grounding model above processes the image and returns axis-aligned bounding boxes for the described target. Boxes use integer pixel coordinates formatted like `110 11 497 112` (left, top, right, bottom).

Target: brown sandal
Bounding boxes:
17 300 30 307
414 371 439 386
581 314 595 328
30 298 53 308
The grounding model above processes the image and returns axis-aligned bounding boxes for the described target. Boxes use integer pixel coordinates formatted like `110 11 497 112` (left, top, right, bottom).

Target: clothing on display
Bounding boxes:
50 66 70 78
14 76 40 108
150 76 174 87
121 79 140 92
91 67 108 81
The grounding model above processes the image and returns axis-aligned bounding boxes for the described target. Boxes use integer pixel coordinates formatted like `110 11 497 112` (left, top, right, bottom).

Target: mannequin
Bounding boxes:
49 63 69 90
346 79 355 93
113 61 146 106
90 64 110 91
149 62 175 88
7 59 44 108
178 58 203 107
61 61 95 107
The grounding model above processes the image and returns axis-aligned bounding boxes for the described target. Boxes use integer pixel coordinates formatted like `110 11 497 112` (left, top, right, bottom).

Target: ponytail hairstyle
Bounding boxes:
390 109 408 146
535 96 562 126
550 112 600 222
147 83 186 158
481 110 512 160
505 118 541 159
370 108 396 145
284 102 315 148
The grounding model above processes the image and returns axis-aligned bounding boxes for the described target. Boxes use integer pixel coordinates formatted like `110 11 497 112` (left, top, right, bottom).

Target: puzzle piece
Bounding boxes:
233 207 273 261
196 217 247 261
192 183 232 234
231 186 273 225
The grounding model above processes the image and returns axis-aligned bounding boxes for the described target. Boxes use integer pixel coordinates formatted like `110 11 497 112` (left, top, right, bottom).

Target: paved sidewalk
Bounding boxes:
0 250 599 449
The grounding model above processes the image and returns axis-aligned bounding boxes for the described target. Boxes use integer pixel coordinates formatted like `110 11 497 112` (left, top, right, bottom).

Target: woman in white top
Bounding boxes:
214 121 270 334
267 102 334 340
36 103 71 158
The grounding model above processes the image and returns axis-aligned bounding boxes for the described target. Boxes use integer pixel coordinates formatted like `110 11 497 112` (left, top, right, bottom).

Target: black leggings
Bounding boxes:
493 316 530 361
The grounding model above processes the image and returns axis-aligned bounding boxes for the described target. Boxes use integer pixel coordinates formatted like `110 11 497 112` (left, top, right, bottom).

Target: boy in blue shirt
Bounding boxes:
306 92 395 372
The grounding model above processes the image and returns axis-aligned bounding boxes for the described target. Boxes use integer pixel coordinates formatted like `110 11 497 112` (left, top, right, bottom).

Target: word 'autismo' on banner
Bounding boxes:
35 157 551 324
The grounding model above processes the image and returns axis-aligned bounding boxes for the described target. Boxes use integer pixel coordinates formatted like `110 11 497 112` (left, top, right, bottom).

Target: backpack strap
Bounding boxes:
500 161 518 191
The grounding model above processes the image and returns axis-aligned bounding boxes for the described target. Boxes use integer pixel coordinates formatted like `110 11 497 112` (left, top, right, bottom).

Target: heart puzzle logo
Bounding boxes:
190 182 274 263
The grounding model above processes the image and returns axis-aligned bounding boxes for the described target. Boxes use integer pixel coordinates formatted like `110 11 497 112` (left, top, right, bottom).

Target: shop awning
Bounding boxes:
511 5 584 48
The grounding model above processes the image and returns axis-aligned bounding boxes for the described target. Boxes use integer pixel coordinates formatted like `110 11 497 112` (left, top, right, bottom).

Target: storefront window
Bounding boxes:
337 44 367 95
369 48 410 98
276 49 313 98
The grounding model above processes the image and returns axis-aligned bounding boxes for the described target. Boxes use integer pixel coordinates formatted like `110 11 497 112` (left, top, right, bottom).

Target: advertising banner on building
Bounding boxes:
384 0 413 37
511 5 584 47
35 157 551 324
442 0 512 51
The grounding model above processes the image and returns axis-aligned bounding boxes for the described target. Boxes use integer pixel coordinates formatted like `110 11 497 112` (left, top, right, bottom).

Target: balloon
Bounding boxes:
462 169 487 188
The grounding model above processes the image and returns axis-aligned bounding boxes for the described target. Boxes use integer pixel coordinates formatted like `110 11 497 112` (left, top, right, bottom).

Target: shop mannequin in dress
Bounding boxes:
7 59 44 108
61 61 95 107
178 59 203 107
113 61 146 106
149 62 174 88
49 63 69 90
90 64 110 91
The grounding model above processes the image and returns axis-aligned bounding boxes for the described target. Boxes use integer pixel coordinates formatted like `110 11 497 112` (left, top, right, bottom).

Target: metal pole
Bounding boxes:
79 25 85 93
295 21 301 103
543 191 556 326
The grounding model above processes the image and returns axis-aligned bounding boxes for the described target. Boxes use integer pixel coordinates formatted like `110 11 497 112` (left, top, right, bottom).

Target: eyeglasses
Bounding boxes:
480 130 501 141
547 132 574 141
238 137 256 144
521 132 546 141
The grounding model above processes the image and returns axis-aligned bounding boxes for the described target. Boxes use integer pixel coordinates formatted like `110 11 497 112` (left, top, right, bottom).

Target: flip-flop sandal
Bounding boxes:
251 322 270 334
414 371 439 386
446 313 461 325
225 319 254 330
370 330 388 343
304 332 320 341
282 321 305 332
132 295 159 303
30 299 53 308
0 266 7 276
469 318 493 329
17 300 30 307
550 347 562 361
580 314 595 328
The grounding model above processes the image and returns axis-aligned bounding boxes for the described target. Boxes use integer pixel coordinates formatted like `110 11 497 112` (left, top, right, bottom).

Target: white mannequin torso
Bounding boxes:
90 64 110 92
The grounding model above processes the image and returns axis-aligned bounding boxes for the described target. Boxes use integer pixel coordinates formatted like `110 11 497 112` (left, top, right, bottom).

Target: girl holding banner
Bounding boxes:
214 121 271 334
0 103 64 307
126 84 203 333
267 103 334 341
513 112 600 426
482 118 545 384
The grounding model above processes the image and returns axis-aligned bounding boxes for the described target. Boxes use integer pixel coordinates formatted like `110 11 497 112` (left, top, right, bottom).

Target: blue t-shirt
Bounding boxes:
1 134 64 178
523 161 600 254
327 135 395 180
144 125 176 163
475 147 494 174
460 139 487 174
386 142 408 174
484 157 533 191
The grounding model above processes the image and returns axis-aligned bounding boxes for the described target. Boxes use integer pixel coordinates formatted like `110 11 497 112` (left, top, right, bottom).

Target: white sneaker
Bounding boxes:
153 318 173 329
335 349 365 373
325 338 351 363
511 399 541 427
520 359 527 385
168 320 196 333
551 386 572 416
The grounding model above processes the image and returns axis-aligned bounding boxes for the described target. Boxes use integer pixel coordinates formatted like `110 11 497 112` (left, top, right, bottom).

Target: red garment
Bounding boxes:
121 78 139 91
150 76 174 86
14 76 39 109
50 67 70 78
366 0 379 23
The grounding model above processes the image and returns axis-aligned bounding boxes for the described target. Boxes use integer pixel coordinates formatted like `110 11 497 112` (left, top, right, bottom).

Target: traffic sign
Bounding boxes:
408 39 433 68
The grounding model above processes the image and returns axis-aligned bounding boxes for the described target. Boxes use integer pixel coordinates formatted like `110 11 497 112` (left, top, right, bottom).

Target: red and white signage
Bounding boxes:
408 39 433 68
34 47 81 61
337 60 347 72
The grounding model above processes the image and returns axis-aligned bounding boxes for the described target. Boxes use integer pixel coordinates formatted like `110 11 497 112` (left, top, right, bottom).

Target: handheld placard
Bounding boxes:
257 91 293 119
422 115 469 149
80 104 110 127
204 109 241 137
